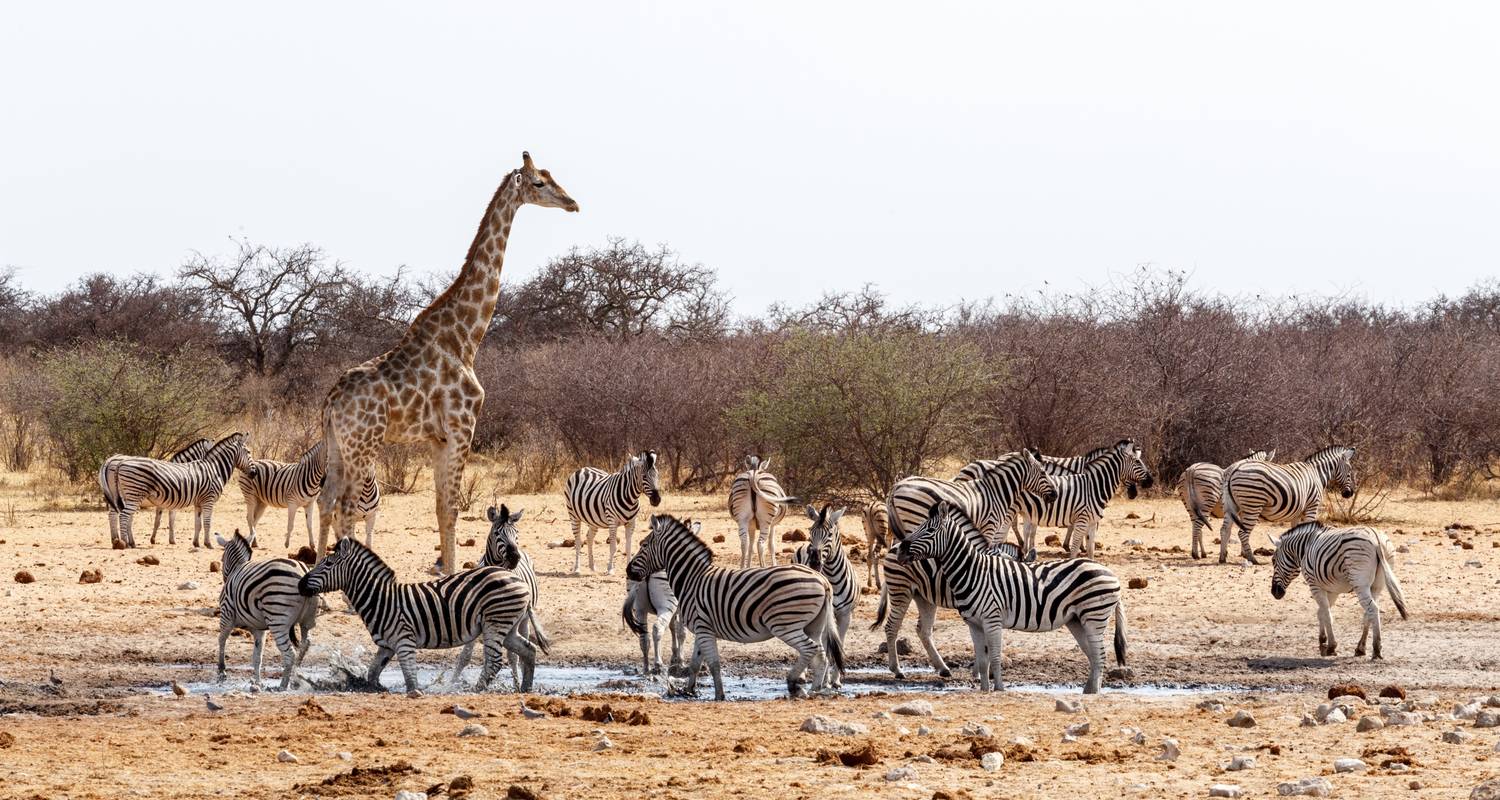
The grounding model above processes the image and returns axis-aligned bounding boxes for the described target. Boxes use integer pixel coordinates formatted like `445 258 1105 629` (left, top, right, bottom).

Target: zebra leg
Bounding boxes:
250 629 266 688
667 610 686 675
1217 517 1235 564
604 524 618 575
508 616 529 691
363 509 377 548
198 502 215 549
1067 618 1106 694
1315 592 1337 656
394 643 422 697
774 625 820 700
983 623 1005 691
832 607 852 688
1354 585 1383 659
698 635 727 701
570 519 584 574
737 518 752 569
119 505 138 548
150 509 162 545
1190 515 1204 560
303 504 316 552
881 585 914 679
762 517 777 566
682 628 711 697
107 508 119 547
216 618 233 682
915 598 953 678
967 620 986 683
271 623 299 691
622 517 636 560
503 628 540 692
366 647 394 689
1237 519 1258 564
443 641 476 687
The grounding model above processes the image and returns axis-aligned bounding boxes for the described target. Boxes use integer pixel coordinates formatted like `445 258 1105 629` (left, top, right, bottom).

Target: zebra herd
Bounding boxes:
190 437 1406 697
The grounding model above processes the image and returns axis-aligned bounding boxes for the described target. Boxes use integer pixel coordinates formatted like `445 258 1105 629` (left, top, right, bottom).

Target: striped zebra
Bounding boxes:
791 505 857 687
1219 445 1358 564
896 501 1128 693
564 450 663 575
861 501 890 588
1038 444 1112 473
440 504 549 689
621 570 685 676
239 442 381 550
1269 522 1408 660
887 448 1057 546
297 536 543 695
1178 449 1274 559
141 438 211 546
625 513 844 700
872 508 1034 679
728 455 799 568
99 432 249 549
1013 439 1155 558
214 531 317 690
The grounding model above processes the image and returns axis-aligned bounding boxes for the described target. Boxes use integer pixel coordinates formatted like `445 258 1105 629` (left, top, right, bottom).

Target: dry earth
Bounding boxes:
2 470 1498 799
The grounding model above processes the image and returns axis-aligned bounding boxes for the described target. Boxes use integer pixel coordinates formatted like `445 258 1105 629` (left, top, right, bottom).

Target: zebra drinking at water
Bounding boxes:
728 455 799 567
564 450 662 574
625 513 843 700
439 504 548 688
1012 439 1154 557
214 531 317 690
99 432 250 548
1178 449 1274 559
1269 521 1408 660
896 501 1128 693
297 537 543 695
792 505 857 687
888 448 1057 545
239 442 382 550
1219 445 1357 564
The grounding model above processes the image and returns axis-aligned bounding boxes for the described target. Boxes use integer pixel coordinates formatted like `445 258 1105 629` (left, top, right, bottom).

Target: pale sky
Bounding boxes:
2 2 1497 313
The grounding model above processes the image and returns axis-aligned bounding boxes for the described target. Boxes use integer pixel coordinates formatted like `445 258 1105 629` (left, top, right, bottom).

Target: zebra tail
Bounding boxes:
621 588 647 637
819 594 846 676
528 608 552 655
1113 598 1129 666
98 460 122 512
869 578 891 632
1376 545 1409 620
1181 478 1209 528
1221 485 1246 537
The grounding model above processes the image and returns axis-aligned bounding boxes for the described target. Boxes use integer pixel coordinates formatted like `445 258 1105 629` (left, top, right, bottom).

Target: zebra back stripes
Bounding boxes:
1013 439 1154 557
625 513 843 700
297 536 538 693
214 531 316 689
99 432 249 549
1179 449 1274 559
141 437 212 542
888 449 1057 545
238 442 382 550
1269 521 1407 659
897 502 1127 693
564 450 663 574
729 455 799 568
1219 445 1357 565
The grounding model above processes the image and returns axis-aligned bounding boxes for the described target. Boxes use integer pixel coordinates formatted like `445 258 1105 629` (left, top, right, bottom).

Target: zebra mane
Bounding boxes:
655 514 713 561
341 537 397 583
169 438 211 460
1302 445 1353 464
954 449 1032 482
219 531 253 576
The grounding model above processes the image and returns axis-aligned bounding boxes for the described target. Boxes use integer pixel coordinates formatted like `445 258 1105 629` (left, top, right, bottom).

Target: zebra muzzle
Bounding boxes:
647 490 662 507
1270 582 1286 600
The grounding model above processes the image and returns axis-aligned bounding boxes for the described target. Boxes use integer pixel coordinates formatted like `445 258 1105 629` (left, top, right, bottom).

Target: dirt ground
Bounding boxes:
1 470 1498 799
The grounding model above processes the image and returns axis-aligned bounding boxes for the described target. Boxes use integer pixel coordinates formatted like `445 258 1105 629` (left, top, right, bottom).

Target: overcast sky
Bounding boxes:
3 2 1497 313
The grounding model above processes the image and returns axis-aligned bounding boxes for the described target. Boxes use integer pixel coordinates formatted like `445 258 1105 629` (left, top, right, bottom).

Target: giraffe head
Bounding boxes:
513 151 579 212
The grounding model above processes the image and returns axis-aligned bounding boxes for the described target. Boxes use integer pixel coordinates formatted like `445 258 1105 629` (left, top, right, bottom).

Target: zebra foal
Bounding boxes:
792 505 857 686
440 504 549 688
99 432 249 548
728 455 799 567
1270 522 1408 660
214 531 317 690
564 450 663 574
897 502 1128 693
1220 445 1357 564
626 513 843 700
298 537 543 695
1013 439 1154 557
1178 449 1274 559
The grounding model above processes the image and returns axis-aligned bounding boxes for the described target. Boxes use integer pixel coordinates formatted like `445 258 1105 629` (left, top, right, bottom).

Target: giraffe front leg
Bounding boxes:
432 439 467 575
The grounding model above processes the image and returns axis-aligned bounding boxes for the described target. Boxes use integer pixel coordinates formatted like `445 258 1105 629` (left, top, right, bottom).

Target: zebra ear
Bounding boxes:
829 507 846 525
486 505 500 523
498 504 511 523
690 520 702 536
1267 533 1281 548
215 533 229 548
805 504 819 522
509 508 524 523
761 458 772 472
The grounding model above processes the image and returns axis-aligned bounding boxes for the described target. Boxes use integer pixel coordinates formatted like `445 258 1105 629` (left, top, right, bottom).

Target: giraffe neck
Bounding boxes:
402 174 523 365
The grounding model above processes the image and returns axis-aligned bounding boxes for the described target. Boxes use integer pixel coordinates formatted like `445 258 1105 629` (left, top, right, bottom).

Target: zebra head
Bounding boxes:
896 501 956 565
1119 440 1154 499
484 504 525 570
803 504 846 571
625 513 700 581
1333 447 1357 498
1269 521 1324 599
742 454 764 473
298 536 381 596
214 529 254 577
633 450 663 507
1022 448 1059 502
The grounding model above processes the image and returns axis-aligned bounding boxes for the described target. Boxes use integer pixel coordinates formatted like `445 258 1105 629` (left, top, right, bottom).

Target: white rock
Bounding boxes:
1157 737 1180 762
337 751 352 761
1386 711 1424 726
1226 755 1256 771
1277 777 1333 797
276 749 298 763
892 700 933 716
178 581 200 591
981 751 1004 772
872 711 891 720
593 735 614 751
394 792 428 800
1442 729 1472 744
1011 735 1035 747
1226 710 1256 728
1465 560 1483 568
1209 785 1243 798
1486 695 1500 708
1456 702 1481 720
1324 708 1347 724
914 754 934 763
897 726 910 736
1300 714 1317 727
1476 710 1500 728
1333 758 1366 773
1356 715 1383 732
884 766 917 782
1061 734 1077 743
1198 699 1226 713
1065 721 1091 737
458 723 489 737
800 715 868 736
961 722 993 738
1055 698 1084 713
917 725 932 736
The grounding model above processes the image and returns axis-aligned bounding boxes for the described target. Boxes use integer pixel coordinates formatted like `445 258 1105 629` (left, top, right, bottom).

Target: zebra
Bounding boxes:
791 505 857 687
99 432 250 549
439 504 549 688
213 530 317 690
887 448 1057 546
1178 449 1275 559
297 536 543 695
896 501 1128 693
564 450 663 575
625 513 844 700
1219 445 1358 565
728 455 799 568
1037 444 1112 473
141 438 211 546
621 570 685 676
1269 521 1408 660
872 506 1035 679
861 501 890 588
239 442 381 550
1013 439 1155 558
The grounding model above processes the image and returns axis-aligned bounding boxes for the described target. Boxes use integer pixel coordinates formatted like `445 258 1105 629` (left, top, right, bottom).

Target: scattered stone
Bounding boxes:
458 723 489 738
337 751 352 761
815 740 881 767
0 731 15 748
801 715 869 736
1226 711 1257 728
1127 577 1148 589
297 698 333 720
1455 701 1481 720
893 700 934 717
960 722 993 738
1226 755 1256 771
394 792 428 800
1329 684 1367 701
137 555 160 566
884 766 917 782
1044 534 1062 547
78 569 102 584
782 529 807 542
981 751 1004 772
1209 785 1243 798
1065 721 1091 737
209 561 221 573
1473 779 1500 800
178 580 200 590
712 534 725 543
592 735 613 751
1475 710 1500 728
276 749 299 763
1055 698 1083 714
872 711 891 720
1385 711 1423 727
1122 538 1143 546
13 571 34 584
112 539 126 550
1107 666 1135 681
1277 777 1333 797
1465 559 1483 567
1379 685 1407 700
917 725 932 736
1443 730 1472 745
506 787 541 800
1356 716 1384 732
1486 696 1500 708
1333 758 1367 773
1325 708 1348 724
933 791 975 800
1300 714 1317 727
1157 738 1180 761
1198 700 1226 713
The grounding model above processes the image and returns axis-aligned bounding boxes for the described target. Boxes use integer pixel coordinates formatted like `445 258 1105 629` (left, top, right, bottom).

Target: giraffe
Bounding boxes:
317 152 578 574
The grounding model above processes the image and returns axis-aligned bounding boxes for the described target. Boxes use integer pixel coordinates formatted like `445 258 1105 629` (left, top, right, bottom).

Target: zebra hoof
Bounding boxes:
891 670 906 681
937 668 952 679
1354 648 1366 657
405 688 424 699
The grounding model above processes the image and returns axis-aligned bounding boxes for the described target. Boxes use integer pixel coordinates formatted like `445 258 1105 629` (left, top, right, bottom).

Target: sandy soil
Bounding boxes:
2 471 1498 799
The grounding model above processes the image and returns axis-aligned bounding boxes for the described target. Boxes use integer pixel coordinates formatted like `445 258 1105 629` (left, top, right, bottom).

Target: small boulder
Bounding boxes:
1328 684 1367 701
917 725 932 736
1356 716 1384 732
1055 698 1083 714
1473 779 1500 800
178 580 200 591
458 723 489 738
1474 710 1500 728
112 539 126 550
1065 721 1091 737
1385 711 1423 727
137 555 160 566
1378 685 1406 701
712 534 725 543
592 735 613 751
1209 785 1244 798
78 569 103 584
1277 777 1332 797
1226 710 1256 728
1324 708 1348 725
892 700 933 717
13 571 34 584
208 561 221 573
782 529 807 542
981 751 1004 772
1442 730 1472 745
1157 738 1180 761
1226 755 1256 771
276 749 298 763
1333 758 1366 773
394 792 429 800
960 722 992 738
337 751 352 761
884 766 917 782
800 715 868 736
